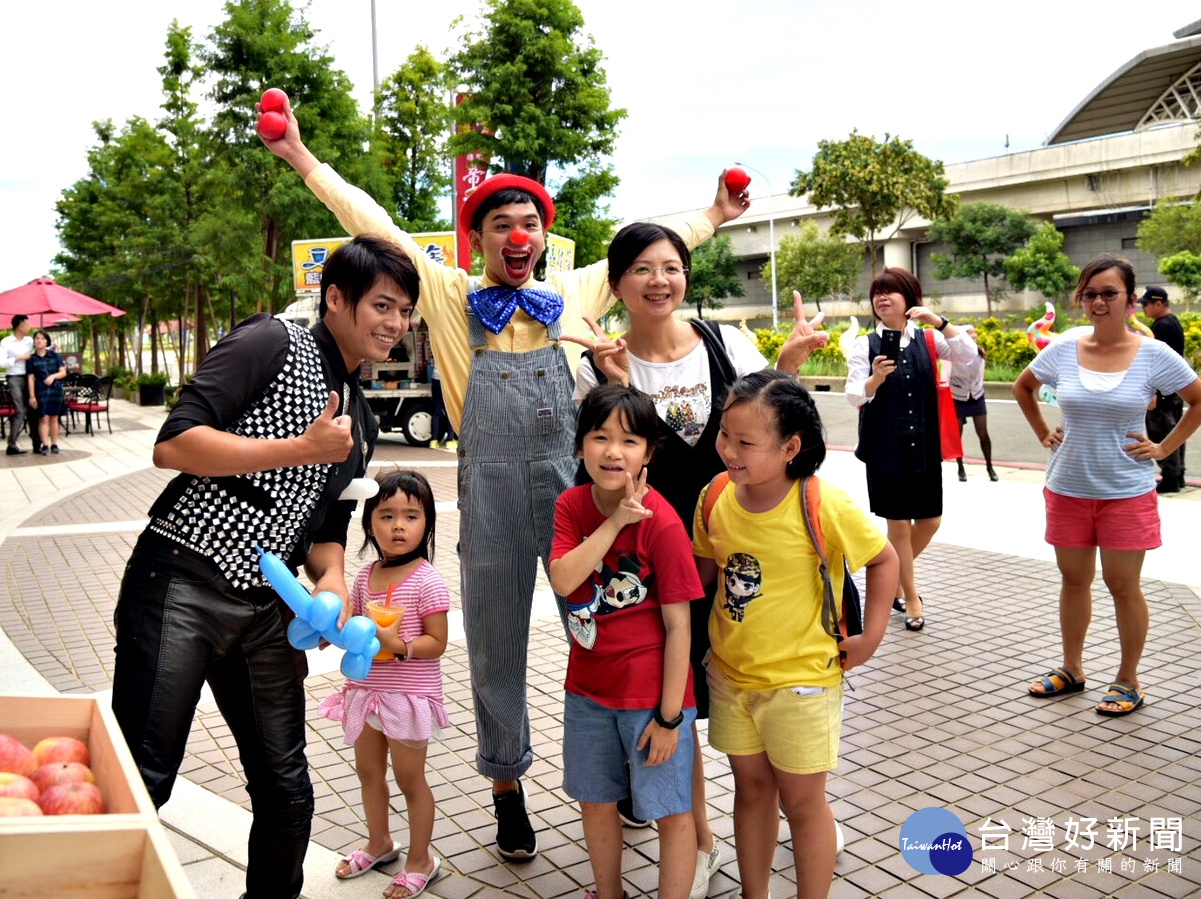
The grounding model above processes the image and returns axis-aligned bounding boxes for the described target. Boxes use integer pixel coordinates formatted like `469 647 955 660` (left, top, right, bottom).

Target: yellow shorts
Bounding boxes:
706 665 842 775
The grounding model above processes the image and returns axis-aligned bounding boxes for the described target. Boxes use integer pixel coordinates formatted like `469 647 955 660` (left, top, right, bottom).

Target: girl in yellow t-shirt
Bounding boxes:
693 370 898 899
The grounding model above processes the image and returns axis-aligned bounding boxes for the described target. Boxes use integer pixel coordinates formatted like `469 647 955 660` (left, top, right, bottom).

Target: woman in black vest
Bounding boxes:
565 221 825 898
844 268 978 631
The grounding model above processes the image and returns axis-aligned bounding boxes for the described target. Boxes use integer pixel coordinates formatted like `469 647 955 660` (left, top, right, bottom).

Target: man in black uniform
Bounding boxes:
1140 285 1187 493
112 235 419 899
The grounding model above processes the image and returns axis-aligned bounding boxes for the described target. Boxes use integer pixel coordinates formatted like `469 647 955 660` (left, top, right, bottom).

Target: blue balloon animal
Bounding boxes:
256 546 380 680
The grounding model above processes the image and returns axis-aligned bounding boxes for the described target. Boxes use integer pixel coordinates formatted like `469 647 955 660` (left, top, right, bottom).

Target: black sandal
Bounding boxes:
892 597 906 613
904 596 925 630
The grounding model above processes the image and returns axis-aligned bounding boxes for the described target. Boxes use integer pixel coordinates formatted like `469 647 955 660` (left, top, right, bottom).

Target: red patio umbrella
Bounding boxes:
0 277 126 329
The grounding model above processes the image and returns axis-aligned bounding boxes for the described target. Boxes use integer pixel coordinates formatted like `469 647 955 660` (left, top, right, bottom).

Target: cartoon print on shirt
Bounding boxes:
722 552 762 622
565 552 651 650
653 381 709 442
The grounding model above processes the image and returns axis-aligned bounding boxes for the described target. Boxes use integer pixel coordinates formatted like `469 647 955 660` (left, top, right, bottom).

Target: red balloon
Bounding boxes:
257 112 287 141
260 88 288 114
724 167 751 194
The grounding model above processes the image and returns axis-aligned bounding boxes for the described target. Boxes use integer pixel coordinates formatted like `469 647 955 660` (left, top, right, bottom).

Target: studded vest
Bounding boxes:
148 321 333 590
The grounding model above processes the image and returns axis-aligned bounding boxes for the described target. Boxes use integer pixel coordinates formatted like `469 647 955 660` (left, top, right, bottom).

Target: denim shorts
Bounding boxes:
561 691 695 822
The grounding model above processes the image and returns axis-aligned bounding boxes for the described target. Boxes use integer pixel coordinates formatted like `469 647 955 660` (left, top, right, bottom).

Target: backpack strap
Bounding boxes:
690 319 738 387
799 475 842 642
581 350 606 385
700 471 730 533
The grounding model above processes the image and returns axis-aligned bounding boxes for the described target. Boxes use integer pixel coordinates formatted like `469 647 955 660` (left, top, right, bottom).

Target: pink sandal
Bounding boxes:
335 842 400 879
385 856 441 899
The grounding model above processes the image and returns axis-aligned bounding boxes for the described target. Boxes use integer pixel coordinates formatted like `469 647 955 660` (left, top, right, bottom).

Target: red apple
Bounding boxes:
0 734 36 777
724 167 751 194
257 111 287 141
0 772 39 802
260 87 288 114
30 762 94 794
38 781 105 816
32 735 89 768
0 796 43 817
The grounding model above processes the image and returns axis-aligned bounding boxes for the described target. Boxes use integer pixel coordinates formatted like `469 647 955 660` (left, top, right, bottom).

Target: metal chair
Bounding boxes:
66 375 112 436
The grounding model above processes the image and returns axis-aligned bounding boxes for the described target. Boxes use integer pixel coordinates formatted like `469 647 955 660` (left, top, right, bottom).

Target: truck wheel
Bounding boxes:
399 399 434 447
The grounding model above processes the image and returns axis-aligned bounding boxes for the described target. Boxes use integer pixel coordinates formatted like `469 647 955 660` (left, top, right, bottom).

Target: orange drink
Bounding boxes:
366 600 404 660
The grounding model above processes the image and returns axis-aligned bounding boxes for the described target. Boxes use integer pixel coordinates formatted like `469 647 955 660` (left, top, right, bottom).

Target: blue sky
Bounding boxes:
3 0 1198 288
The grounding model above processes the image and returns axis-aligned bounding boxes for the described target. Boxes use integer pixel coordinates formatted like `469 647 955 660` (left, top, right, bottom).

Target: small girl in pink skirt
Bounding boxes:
320 468 449 899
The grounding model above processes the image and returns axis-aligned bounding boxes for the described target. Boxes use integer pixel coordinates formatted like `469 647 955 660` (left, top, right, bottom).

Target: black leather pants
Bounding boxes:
112 534 313 899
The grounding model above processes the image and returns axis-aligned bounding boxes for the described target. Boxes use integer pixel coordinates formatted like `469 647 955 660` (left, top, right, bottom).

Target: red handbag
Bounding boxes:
923 329 964 461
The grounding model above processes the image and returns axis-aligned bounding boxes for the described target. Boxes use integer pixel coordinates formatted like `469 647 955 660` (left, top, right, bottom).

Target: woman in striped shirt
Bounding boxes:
1015 255 1201 717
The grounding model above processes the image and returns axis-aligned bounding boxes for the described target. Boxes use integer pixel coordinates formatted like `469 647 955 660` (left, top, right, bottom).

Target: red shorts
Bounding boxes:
1043 487 1160 551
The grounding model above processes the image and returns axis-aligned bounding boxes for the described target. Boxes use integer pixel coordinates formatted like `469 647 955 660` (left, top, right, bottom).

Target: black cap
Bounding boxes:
1140 286 1169 305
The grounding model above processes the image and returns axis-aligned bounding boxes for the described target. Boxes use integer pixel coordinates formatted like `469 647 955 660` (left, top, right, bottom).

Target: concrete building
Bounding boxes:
694 21 1201 325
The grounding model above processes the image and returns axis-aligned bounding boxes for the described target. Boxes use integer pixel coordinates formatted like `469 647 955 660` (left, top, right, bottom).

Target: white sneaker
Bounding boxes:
690 844 722 899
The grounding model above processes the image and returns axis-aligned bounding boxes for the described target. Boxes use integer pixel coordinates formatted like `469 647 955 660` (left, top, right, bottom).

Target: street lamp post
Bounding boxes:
735 162 778 329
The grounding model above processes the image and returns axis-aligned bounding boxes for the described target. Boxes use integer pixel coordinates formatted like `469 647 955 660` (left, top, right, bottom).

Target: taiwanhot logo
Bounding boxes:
898 807 973 875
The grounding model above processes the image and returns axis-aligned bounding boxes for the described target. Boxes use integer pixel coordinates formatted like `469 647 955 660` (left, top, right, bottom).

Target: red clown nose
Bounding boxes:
509 228 531 246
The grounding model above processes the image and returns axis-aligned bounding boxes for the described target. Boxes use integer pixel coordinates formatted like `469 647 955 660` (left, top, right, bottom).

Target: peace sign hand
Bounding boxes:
776 290 830 376
560 316 630 386
611 467 654 530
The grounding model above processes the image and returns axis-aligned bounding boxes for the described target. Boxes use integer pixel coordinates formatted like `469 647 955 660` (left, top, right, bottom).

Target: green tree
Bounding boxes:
54 117 180 375
791 130 957 274
771 223 862 312
1159 251 1201 300
1136 201 1201 258
688 236 744 319
928 202 1036 315
202 0 376 314
1003 223 1080 302
449 0 625 254
156 20 211 374
548 163 619 268
373 46 452 232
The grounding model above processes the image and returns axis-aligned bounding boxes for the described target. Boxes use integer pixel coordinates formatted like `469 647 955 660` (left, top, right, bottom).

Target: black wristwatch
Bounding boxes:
653 708 685 730
937 316 950 332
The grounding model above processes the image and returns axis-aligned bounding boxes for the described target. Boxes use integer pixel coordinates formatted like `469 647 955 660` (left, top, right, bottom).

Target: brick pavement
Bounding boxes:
1 398 1200 897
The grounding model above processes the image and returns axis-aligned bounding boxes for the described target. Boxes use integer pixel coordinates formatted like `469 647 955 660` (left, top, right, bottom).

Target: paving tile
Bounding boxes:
3 415 1201 898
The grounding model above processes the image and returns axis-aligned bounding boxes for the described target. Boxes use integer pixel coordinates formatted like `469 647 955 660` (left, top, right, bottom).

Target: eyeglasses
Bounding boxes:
1079 289 1127 303
624 265 689 278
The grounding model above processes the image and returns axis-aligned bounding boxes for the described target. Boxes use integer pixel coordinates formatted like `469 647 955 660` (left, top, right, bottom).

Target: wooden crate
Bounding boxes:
0 693 155 824
0 822 197 898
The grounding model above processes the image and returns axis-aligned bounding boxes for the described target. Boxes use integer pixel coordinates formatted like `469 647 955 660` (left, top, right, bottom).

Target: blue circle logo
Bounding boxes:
899 807 972 875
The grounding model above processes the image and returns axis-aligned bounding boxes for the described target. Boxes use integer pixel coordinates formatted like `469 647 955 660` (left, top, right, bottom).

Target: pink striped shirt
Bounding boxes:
319 560 451 745
352 560 449 695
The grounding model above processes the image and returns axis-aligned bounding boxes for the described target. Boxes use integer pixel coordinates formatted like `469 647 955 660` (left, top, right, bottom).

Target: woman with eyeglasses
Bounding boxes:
1015 255 1201 717
562 220 826 899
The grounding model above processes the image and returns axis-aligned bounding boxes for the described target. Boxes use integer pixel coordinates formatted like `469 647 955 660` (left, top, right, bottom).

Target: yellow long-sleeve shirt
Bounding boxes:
305 163 716 432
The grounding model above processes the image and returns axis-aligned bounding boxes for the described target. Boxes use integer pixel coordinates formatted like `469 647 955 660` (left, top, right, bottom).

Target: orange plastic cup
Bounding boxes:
366 600 404 661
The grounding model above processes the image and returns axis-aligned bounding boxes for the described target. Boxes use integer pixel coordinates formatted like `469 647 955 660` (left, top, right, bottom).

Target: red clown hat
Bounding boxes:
458 174 556 248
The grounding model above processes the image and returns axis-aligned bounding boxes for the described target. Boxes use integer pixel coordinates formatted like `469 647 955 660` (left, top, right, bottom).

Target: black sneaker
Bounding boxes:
50 445 59 454
493 782 537 860
617 793 649 828
38 446 49 455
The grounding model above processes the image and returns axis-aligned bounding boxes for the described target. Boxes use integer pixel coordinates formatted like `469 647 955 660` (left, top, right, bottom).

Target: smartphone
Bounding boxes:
880 328 902 362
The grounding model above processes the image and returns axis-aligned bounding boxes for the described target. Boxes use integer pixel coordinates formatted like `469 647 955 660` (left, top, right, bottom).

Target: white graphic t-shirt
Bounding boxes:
574 325 766 446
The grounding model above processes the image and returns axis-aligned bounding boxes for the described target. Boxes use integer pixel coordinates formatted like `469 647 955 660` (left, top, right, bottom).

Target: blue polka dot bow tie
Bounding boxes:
468 284 564 334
